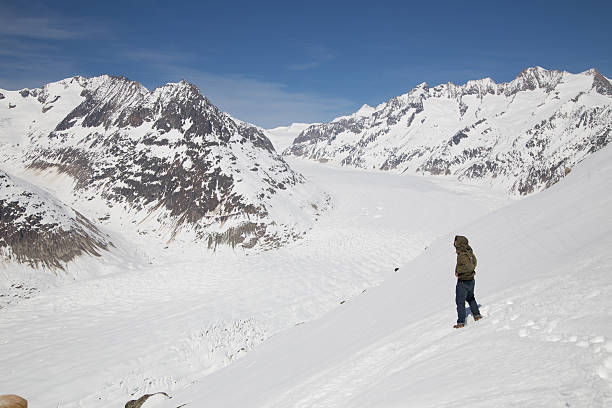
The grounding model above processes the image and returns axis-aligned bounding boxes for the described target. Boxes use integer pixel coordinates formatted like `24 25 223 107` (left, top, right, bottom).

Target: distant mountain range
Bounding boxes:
285 67 612 194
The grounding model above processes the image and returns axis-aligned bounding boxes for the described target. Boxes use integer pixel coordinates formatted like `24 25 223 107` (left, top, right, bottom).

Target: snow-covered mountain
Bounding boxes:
286 67 612 194
0 75 327 269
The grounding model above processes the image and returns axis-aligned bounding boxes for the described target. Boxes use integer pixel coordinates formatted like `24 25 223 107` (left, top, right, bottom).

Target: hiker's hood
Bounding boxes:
454 235 472 252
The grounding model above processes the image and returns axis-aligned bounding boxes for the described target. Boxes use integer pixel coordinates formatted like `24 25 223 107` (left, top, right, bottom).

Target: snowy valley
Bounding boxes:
0 68 611 408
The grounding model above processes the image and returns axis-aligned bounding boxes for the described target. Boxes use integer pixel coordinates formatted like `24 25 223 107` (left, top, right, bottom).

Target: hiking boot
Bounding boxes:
474 315 483 321
453 323 465 329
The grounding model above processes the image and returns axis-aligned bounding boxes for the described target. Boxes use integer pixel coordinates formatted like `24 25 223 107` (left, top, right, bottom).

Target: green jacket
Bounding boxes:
455 235 477 280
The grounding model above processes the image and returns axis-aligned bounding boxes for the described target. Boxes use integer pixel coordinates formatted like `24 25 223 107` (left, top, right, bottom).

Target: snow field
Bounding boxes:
0 158 510 407
156 146 612 407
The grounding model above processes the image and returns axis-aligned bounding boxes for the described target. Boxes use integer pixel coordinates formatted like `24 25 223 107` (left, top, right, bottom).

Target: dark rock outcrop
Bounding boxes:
591 69 612 95
125 392 170 408
0 170 111 270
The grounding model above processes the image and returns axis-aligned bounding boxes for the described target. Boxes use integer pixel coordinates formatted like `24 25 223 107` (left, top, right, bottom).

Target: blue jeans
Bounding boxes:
456 279 480 324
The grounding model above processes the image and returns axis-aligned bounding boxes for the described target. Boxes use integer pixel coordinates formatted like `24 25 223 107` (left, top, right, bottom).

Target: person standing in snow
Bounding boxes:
453 235 482 329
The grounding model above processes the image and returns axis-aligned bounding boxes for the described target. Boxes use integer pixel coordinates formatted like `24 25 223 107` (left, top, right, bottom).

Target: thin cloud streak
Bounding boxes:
0 6 111 89
0 37 60 58
0 13 105 40
287 61 325 71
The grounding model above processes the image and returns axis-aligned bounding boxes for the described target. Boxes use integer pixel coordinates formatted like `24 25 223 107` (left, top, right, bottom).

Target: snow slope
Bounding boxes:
0 159 511 407
159 146 612 407
265 122 318 152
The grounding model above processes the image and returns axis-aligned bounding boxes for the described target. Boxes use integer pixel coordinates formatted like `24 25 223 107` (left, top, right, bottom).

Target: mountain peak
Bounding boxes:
519 65 549 75
503 66 564 95
355 104 375 117
589 69 612 95
412 82 429 94
153 79 205 102
582 68 601 76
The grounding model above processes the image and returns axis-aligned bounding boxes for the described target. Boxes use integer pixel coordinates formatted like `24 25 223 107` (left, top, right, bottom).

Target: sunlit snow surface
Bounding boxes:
0 157 511 407
157 148 612 408
265 122 317 153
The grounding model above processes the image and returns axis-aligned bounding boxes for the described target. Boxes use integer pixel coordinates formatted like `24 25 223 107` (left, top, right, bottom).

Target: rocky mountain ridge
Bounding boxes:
0 75 326 271
286 67 612 194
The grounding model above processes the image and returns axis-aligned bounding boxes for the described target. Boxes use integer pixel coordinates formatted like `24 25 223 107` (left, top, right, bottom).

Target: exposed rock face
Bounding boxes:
1 75 325 257
125 392 170 408
286 67 612 195
0 170 111 270
590 68 612 95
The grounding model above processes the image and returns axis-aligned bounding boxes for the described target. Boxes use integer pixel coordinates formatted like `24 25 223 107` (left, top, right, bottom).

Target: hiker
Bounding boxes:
453 235 482 329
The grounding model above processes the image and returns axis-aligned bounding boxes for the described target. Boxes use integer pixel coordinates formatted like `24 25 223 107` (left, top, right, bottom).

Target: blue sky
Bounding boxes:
1 0 611 127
